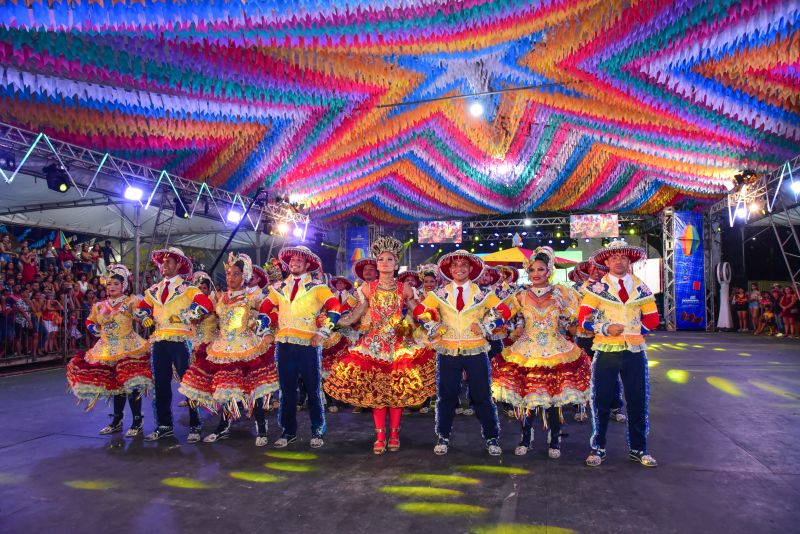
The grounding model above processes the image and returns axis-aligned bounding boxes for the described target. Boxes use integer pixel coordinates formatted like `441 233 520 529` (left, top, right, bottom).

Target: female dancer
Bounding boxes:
179 253 278 446
324 236 436 453
491 247 592 458
66 264 152 436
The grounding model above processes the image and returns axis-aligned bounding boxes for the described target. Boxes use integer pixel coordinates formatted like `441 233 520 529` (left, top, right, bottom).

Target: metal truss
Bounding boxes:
463 214 650 230
703 213 720 331
662 207 676 331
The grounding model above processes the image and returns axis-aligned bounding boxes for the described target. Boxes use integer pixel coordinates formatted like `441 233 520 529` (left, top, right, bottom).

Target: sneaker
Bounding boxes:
419 406 430 414
255 436 269 447
586 448 606 467
144 426 174 442
610 409 628 423
327 405 339 413
99 419 123 435
548 447 561 459
274 434 297 448
203 422 231 443
178 400 189 407
433 437 449 456
310 435 324 449
574 411 587 422
514 445 529 456
352 407 363 414
187 428 202 444
125 421 143 438
485 438 502 456
462 408 475 417
629 450 658 467
455 407 465 415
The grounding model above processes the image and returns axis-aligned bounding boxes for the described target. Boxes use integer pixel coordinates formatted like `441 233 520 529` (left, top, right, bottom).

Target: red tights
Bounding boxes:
373 407 402 431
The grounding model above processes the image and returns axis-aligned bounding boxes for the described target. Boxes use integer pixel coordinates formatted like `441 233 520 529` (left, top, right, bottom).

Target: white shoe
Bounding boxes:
612 411 628 423
255 436 268 447
327 405 339 413
462 408 475 417
310 436 324 448
434 438 449 455
514 445 529 456
485 439 502 456
125 425 143 438
548 448 561 459
187 429 202 444
574 412 587 422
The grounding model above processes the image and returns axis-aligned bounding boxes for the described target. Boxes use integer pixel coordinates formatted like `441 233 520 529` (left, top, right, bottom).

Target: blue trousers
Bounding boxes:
576 336 624 411
151 340 199 429
590 350 650 452
276 342 325 437
435 353 499 441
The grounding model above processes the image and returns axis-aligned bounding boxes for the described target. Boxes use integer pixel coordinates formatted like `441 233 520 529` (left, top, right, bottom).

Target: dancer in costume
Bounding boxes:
492 248 592 458
257 246 342 448
578 240 660 467
398 270 421 290
319 276 356 413
414 263 441 414
179 253 278 446
325 237 436 454
567 261 626 423
413 251 511 456
134 247 214 442
67 264 153 436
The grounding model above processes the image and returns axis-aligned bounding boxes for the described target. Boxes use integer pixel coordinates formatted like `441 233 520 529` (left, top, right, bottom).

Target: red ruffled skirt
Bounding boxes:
491 350 592 410
66 351 152 407
324 344 437 408
321 333 351 380
179 343 279 415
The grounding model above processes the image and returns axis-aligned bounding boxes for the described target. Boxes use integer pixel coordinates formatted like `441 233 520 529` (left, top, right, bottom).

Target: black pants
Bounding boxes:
276 342 325 437
217 398 267 435
112 390 142 423
488 339 504 359
435 353 499 441
520 407 561 448
575 336 624 411
151 340 199 429
590 350 650 452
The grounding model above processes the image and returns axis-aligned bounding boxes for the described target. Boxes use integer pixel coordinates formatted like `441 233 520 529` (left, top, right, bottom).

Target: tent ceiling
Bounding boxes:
1 2 798 225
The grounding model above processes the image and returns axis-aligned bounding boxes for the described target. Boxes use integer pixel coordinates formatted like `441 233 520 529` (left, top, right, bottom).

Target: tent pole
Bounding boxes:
133 205 142 294
208 188 264 275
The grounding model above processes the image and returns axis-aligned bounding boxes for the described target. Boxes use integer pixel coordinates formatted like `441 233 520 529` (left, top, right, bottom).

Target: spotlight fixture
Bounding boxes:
790 181 800 194
226 209 243 223
469 101 485 117
0 150 15 170
292 226 303 238
277 222 290 234
523 218 532 227
123 185 143 201
174 196 189 218
735 207 747 219
42 163 70 193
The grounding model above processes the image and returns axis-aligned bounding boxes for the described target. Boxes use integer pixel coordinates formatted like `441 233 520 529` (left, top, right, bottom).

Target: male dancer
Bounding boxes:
135 247 214 442
257 246 341 448
414 251 511 456
578 241 659 467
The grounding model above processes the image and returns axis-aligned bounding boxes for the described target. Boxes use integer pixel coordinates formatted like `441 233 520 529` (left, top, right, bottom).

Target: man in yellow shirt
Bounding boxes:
258 246 342 448
414 251 511 456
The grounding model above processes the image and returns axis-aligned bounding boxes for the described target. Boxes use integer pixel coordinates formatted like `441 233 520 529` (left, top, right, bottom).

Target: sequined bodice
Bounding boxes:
510 286 580 360
215 292 260 344
355 281 416 361
86 296 148 363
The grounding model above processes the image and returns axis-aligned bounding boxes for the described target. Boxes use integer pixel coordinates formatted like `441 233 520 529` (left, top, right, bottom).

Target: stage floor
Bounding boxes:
1 332 799 534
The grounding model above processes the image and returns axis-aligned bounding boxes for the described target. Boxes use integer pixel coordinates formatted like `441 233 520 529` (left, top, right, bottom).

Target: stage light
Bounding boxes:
735 207 747 219
470 248 475 252
419 244 424 248
123 186 143 201
43 163 70 193
277 222 289 234
523 218 532 226
791 181 800 194
479 243 484 247
469 101 484 117
570 241 577 248
455 244 460 248
560 239 565 244
555 232 561 238
749 202 760 213
227 209 243 223
292 226 303 238
174 196 189 218
494 233 499 237
548 239 553 244
535 230 541 235
490 242 495 247
628 228 636 235
724 180 736 192
585 238 590 243
430 244 435 248
521 232 527 236
474 235 480 241
0 150 15 170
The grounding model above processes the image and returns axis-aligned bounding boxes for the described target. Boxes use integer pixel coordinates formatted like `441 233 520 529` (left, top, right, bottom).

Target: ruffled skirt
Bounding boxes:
179 343 279 416
324 344 436 408
66 350 153 408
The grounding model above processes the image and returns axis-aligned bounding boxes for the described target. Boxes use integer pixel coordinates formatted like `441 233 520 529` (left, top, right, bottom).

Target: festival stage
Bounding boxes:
1 332 798 534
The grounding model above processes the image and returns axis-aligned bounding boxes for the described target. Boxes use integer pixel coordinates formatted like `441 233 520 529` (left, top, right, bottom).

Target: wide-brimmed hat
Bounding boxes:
590 240 647 267
353 257 378 281
329 276 353 291
191 270 213 287
279 246 322 273
479 266 502 286
438 250 484 282
568 260 610 283
496 265 519 284
264 261 284 284
398 271 421 287
152 247 193 276
251 265 269 289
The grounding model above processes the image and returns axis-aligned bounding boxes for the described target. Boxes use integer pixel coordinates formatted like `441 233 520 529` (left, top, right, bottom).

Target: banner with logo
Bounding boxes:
674 211 706 329
345 226 370 277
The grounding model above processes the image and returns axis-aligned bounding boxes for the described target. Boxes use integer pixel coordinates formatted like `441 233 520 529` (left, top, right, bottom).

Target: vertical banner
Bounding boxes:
345 226 370 277
674 211 706 329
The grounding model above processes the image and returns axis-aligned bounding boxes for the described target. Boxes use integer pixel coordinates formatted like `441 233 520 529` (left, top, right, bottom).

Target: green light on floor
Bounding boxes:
265 451 319 461
647 360 660 367
229 471 287 483
0 473 26 485
666 369 690 384
748 380 800 401
161 477 213 489
737 353 752 357
706 377 743 397
380 485 463 498
455 465 530 475
472 524 578 534
64 479 118 490
712 348 726 352
401 474 481 486
264 462 318 473
397 502 489 516
676 343 688 347
692 345 704 348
